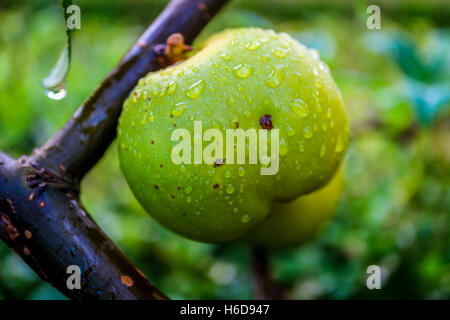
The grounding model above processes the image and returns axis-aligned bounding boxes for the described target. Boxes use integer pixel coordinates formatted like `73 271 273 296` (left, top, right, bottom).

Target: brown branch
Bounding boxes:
0 0 228 300
251 248 285 300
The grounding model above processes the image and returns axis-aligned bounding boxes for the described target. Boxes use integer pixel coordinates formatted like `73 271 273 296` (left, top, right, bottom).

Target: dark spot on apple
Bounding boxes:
154 185 159 190
213 184 220 189
259 114 273 130
214 158 225 168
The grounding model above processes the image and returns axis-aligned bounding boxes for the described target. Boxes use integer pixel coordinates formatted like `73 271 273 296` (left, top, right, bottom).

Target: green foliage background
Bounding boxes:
0 0 449 299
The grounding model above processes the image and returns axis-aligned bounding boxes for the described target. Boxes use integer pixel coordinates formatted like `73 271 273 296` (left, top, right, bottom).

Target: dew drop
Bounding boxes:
147 111 155 122
241 215 250 223
314 91 322 113
320 144 326 158
166 81 178 95
290 98 309 118
246 40 261 51
225 170 232 178
186 196 192 203
185 80 205 99
285 126 295 137
279 137 289 156
184 186 192 194
265 66 284 88
227 96 236 106
171 102 187 117
299 141 305 152
238 167 245 177
303 126 313 139
225 184 235 195
272 46 288 58
220 51 231 61
233 64 253 79
259 54 270 62
335 136 344 152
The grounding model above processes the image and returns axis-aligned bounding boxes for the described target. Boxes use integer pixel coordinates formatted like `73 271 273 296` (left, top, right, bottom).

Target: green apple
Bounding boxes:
117 28 349 243
242 166 344 249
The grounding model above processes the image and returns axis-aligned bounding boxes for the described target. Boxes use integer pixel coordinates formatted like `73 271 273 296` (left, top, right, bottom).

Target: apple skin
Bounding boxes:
117 28 349 243
242 166 344 249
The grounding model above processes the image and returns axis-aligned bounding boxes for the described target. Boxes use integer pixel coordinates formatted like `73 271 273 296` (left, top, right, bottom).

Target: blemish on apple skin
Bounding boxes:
213 184 220 189
214 158 225 168
259 114 273 130
154 185 159 190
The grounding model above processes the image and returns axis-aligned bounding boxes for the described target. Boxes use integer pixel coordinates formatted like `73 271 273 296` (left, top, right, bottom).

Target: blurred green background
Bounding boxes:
0 0 449 299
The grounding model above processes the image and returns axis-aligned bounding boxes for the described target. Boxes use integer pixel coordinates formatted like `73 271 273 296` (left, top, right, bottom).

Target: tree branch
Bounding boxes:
251 248 285 300
0 0 228 300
